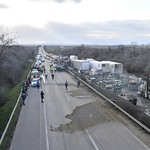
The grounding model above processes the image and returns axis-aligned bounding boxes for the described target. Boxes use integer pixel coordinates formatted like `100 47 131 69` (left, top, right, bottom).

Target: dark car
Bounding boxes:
118 93 137 105
57 65 66 71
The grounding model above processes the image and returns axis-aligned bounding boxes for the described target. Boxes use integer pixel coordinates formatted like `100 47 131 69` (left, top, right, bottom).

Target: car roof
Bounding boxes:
32 78 39 80
120 93 136 98
31 71 38 73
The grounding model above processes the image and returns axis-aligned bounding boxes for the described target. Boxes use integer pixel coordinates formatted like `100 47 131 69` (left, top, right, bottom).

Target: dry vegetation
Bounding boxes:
51 43 150 77
0 45 38 107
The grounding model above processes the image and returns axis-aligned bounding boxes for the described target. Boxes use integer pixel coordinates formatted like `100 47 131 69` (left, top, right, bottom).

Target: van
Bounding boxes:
31 71 40 80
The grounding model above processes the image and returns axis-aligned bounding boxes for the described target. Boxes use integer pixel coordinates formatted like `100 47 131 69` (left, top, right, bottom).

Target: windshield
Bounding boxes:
32 72 39 76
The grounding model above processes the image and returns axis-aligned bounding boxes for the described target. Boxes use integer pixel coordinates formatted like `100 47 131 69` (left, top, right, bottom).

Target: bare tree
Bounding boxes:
0 29 19 61
118 44 126 53
130 41 138 54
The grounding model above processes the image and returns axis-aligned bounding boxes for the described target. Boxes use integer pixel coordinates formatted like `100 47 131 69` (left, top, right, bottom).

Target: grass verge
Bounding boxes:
0 62 33 150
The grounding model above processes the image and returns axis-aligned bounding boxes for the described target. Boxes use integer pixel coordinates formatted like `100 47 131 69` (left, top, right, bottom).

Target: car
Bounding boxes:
57 65 66 71
41 59 45 62
49 62 54 66
32 69 38 72
36 60 41 65
105 84 114 93
118 93 137 105
31 78 40 87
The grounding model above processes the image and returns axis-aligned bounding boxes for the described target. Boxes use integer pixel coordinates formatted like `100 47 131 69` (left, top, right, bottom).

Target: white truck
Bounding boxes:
70 55 78 66
138 76 150 99
100 61 123 74
86 59 102 70
72 60 89 70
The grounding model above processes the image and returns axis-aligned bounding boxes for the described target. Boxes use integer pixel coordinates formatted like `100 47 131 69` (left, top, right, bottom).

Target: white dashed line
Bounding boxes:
85 129 99 150
65 93 70 101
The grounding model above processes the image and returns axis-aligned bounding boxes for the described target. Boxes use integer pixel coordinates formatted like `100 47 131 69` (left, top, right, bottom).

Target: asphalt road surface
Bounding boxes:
9 59 150 150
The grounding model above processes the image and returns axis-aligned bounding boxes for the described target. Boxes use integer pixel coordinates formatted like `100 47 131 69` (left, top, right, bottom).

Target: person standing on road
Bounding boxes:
24 84 28 95
45 73 48 79
40 90 44 103
77 80 80 88
65 81 68 90
51 73 54 80
22 92 26 105
26 79 29 87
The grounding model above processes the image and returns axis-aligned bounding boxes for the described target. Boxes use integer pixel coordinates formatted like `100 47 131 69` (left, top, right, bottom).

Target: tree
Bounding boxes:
0 29 19 61
118 44 126 53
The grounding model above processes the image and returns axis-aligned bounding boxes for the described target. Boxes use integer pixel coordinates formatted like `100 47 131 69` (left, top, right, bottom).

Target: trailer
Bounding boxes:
138 76 150 99
72 60 89 70
70 55 78 66
86 59 102 70
100 61 123 74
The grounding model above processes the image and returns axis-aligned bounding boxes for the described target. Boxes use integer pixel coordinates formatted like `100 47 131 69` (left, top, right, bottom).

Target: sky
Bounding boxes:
0 0 150 45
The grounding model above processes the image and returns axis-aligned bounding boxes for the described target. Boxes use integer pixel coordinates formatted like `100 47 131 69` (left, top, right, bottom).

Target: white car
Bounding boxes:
41 59 45 62
31 78 40 87
32 69 38 72
118 93 137 105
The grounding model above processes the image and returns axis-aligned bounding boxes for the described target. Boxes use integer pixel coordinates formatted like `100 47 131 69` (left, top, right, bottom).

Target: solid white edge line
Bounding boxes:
65 93 70 101
43 102 50 150
42 81 49 150
85 129 99 150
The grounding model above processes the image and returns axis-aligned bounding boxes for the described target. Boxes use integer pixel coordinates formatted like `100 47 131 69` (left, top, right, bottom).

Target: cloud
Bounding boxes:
27 0 82 3
10 20 150 45
0 4 9 9
54 0 82 3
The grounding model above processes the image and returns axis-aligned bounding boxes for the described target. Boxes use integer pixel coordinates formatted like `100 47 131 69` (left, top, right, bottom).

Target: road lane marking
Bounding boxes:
43 102 50 150
43 76 45 84
42 82 50 150
75 96 91 98
65 93 70 101
85 129 99 150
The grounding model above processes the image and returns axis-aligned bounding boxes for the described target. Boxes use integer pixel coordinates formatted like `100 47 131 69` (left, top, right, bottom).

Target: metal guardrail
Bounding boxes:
68 71 150 134
42 47 150 133
0 59 36 146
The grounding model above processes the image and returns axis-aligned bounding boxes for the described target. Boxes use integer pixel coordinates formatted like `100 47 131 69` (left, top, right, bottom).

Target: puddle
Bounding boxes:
50 101 110 133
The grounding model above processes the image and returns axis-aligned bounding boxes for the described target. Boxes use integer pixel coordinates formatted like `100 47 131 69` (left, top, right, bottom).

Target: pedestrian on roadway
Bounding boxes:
65 81 68 90
26 79 29 87
77 80 80 88
40 90 44 103
22 92 26 105
45 73 48 79
24 84 28 95
51 73 54 80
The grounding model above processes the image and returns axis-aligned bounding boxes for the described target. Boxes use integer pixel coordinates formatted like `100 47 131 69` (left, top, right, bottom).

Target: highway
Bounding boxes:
9 58 150 150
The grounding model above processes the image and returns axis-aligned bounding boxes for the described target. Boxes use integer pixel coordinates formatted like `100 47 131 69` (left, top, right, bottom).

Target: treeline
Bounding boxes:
51 43 150 77
0 45 38 107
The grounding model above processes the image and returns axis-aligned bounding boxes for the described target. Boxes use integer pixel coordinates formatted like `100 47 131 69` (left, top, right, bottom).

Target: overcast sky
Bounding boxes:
0 0 150 45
